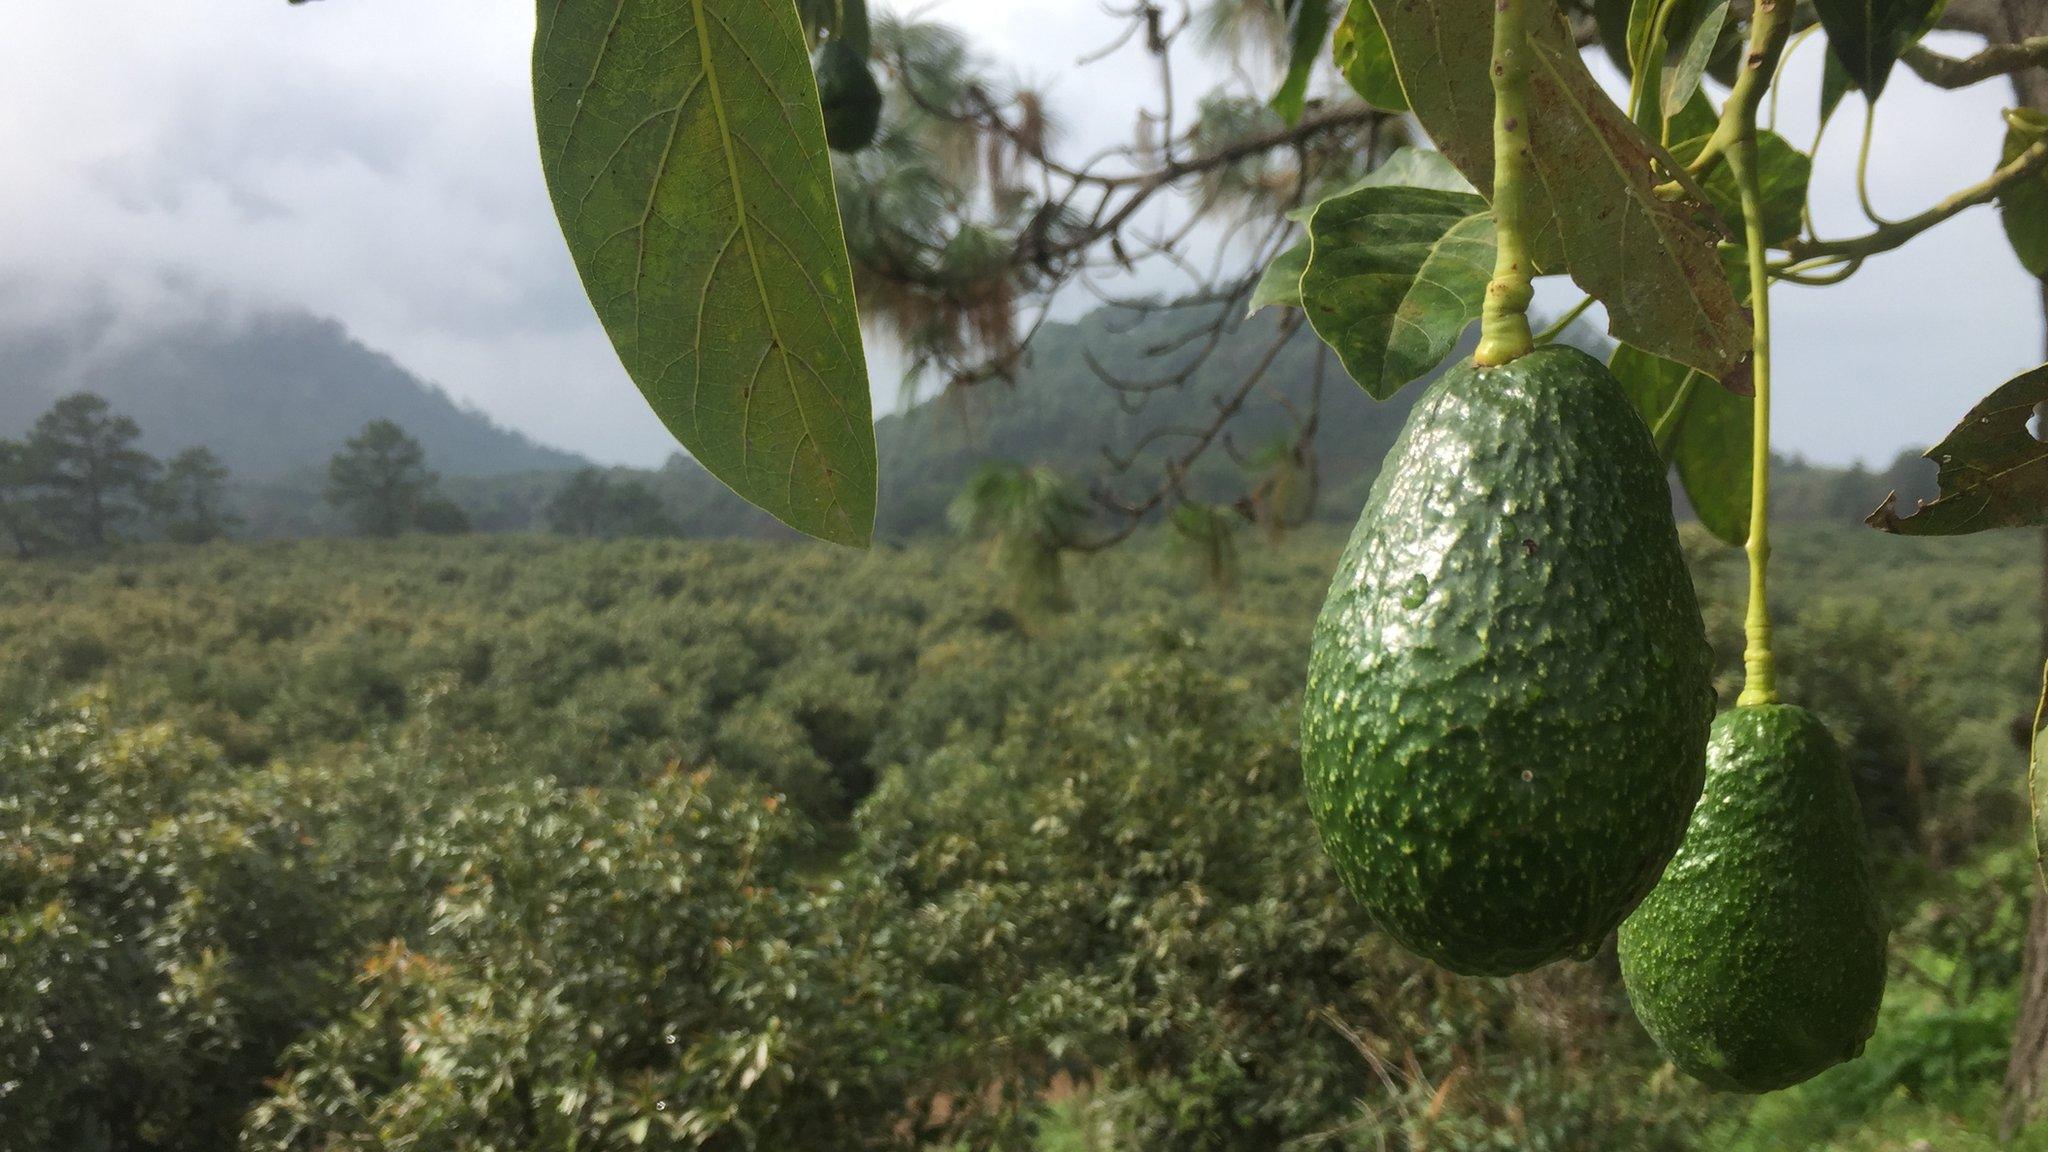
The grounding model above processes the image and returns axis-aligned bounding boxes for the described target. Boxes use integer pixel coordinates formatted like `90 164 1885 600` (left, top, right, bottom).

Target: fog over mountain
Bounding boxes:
0 303 586 480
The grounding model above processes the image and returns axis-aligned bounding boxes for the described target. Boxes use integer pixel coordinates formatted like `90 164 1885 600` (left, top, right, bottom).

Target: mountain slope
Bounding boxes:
0 308 587 479
642 303 1932 542
649 304 1432 540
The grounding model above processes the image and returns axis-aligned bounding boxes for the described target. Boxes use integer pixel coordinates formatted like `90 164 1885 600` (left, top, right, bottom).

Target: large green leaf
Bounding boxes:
1273 0 1336 125
1820 51 1854 127
1663 0 1729 120
1332 0 1408 112
1256 147 1469 316
1353 146 1478 194
1366 0 1750 384
2000 109 2048 280
1679 129 1813 247
1249 241 1310 313
1868 363 2048 535
1813 0 1942 99
534 0 877 547
1594 0 1636 75
1299 185 1495 399
1610 344 1752 544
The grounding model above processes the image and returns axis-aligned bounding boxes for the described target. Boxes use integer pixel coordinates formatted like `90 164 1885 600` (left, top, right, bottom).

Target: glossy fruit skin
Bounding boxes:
815 41 883 153
1619 704 1888 1093
1302 346 1713 976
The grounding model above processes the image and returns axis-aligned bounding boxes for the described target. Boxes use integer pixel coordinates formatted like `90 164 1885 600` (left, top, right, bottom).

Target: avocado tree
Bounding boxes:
947 460 1090 617
517 0 2048 1101
228 0 2041 1110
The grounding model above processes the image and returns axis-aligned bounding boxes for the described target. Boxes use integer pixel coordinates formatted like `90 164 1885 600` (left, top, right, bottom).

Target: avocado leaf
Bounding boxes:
1332 0 1408 112
1249 241 1311 314
1610 344 1752 545
1675 128 1814 248
1813 0 1942 99
1364 0 1751 385
1868 363 2048 535
1273 0 1336 125
533 0 877 547
1663 0 1729 120
2000 109 2048 280
1259 146 1473 320
1299 185 1494 400
1820 51 1855 128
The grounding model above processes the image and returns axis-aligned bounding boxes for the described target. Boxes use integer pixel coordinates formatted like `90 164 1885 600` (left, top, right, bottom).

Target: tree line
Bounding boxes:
0 394 494 556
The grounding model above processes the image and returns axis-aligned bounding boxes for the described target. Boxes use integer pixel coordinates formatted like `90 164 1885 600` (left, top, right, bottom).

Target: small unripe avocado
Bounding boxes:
815 41 883 153
1302 346 1714 976
1619 704 1888 1093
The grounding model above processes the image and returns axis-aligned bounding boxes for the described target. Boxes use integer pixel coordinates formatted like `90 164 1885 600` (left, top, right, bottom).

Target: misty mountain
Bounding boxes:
0 308 587 480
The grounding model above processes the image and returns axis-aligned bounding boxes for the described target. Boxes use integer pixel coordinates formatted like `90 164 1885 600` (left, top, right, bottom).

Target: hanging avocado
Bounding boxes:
814 0 881 155
1301 346 1715 976
815 40 882 153
1620 704 1888 1092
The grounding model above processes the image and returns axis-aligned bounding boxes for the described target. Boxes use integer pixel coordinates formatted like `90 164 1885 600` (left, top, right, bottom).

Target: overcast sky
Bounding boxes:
0 3 2038 468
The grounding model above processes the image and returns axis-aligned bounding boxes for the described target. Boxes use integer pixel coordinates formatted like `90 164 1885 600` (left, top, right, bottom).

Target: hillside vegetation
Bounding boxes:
0 525 2036 1149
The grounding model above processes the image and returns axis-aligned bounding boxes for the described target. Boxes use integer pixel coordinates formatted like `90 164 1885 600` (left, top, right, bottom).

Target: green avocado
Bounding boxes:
1619 704 1888 1092
815 41 883 154
1301 346 1713 976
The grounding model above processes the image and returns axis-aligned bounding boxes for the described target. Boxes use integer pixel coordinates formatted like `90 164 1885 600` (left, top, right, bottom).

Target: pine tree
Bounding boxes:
161 447 240 544
325 420 435 538
26 393 160 549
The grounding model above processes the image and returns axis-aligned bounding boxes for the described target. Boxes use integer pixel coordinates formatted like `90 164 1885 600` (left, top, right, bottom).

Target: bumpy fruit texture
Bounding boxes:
1620 704 1888 1093
815 41 883 153
1301 346 1714 976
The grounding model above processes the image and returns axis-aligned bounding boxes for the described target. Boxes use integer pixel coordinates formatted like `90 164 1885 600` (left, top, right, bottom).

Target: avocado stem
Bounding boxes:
838 0 872 59
1734 138 1776 707
1728 9 1788 709
1475 0 1536 366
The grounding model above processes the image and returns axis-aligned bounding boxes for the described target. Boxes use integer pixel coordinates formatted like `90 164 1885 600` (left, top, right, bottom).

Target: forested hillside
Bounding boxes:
0 301 1939 544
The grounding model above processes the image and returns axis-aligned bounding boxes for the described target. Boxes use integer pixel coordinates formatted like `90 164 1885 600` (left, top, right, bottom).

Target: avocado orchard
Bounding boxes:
523 0 2048 1101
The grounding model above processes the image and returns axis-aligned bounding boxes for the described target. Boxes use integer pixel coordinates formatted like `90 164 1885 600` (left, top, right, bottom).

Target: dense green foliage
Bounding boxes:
0 526 2037 1148
1304 348 1712 975
1622 705 1890 1092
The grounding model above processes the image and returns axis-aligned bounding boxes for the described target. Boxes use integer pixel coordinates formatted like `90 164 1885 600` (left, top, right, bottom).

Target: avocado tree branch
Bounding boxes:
1475 0 1538 365
1685 0 1795 184
1786 133 2048 262
1902 34 2048 88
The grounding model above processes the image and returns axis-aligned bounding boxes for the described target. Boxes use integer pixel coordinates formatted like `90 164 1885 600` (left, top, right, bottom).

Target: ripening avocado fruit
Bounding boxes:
815 40 883 153
1619 704 1888 1093
1302 346 1714 976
